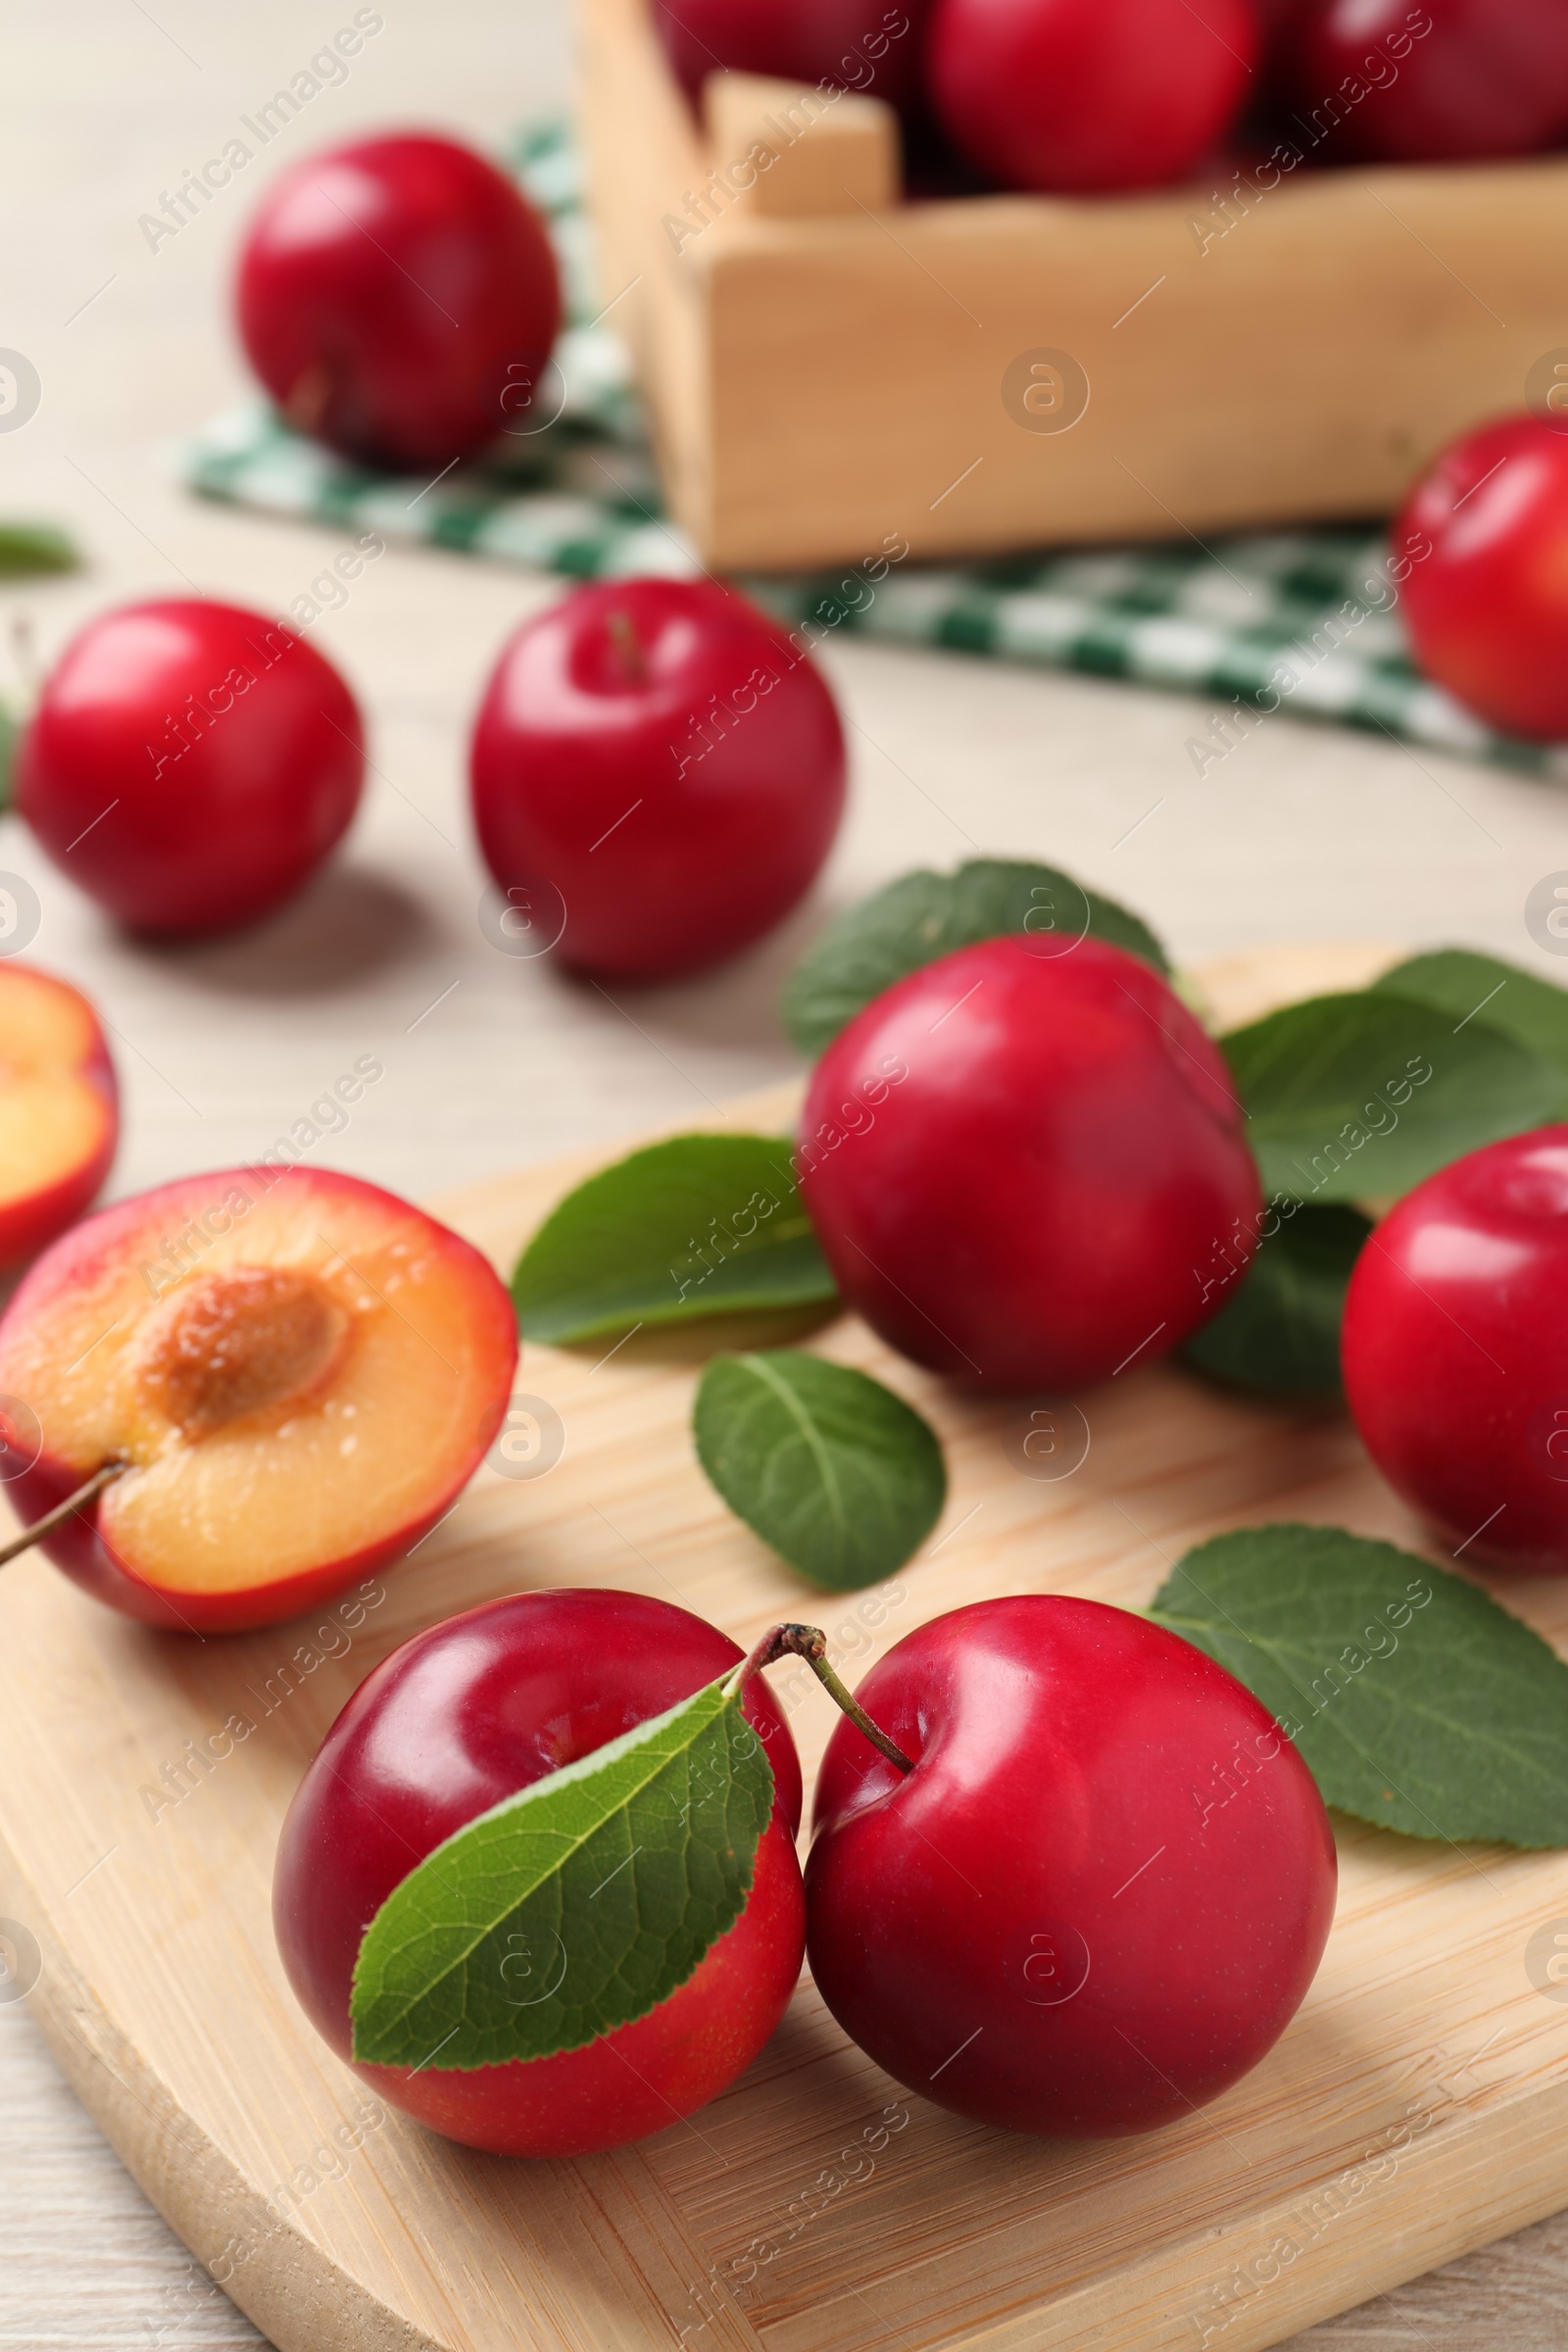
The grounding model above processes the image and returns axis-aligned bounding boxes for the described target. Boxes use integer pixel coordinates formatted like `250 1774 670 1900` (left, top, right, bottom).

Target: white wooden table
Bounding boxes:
4 3 1568 2341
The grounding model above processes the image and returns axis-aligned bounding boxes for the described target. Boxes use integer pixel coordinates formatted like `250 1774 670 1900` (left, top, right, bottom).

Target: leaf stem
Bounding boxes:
0 1460 125 1570
730 1623 915 1774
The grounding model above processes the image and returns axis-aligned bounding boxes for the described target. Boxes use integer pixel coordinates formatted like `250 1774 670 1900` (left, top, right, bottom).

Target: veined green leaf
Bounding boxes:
511 1132 836 1345
695 1350 946 1591
1222 990 1560 1202
1150 1524 1568 1847
1374 949 1568 1104
351 1670 774 2069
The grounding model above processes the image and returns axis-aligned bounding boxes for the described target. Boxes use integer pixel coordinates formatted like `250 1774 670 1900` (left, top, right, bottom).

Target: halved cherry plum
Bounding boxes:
0 1164 517 1630
0 963 118 1271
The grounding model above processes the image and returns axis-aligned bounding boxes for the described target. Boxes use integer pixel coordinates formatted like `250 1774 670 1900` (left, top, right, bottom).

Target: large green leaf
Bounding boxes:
781 858 1170 1057
1222 990 1560 1202
694 1350 946 1591
1374 949 1568 1104
1150 1524 1568 1846
352 1671 773 2069
511 1132 836 1345
1182 1203 1371 1395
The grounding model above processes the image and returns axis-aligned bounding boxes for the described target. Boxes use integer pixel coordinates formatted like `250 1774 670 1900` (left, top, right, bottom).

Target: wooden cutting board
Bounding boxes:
6 939 1568 2352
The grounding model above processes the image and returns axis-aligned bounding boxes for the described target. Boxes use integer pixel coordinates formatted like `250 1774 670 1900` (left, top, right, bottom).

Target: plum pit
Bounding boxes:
140 1266 349 1438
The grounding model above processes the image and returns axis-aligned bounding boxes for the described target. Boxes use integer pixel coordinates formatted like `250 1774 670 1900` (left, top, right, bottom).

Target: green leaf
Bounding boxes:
0 704 15 813
781 858 1171 1057
0 522 77 576
1149 1524 1568 1847
351 1669 774 2069
694 1350 946 1591
1181 1203 1371 1395
511 1132 837 1345
1374 950 1568 1104
1222 990 1561 1202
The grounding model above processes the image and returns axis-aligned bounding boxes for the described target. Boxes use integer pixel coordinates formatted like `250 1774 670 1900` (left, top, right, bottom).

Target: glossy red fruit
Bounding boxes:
1393 416 1568 743
1341 1126 1568 1576
1281 0 1568 166
17 599 364 934
236 132 561 471
798 932 1262 1389
653 0 927 113
807 1595 1336 2135
274 1589 807 2157
470 578 847 981
926 0 1259 194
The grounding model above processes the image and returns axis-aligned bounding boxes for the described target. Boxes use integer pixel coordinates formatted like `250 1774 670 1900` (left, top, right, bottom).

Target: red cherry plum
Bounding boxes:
926 0 1259 194
17 599 363 934
798 932 1262 1389
1343 1126 1568 1575
806 1594 1337 2135
1395 416 1568 744
237 132 561 471
470 579 846 981
273 1589 807 2156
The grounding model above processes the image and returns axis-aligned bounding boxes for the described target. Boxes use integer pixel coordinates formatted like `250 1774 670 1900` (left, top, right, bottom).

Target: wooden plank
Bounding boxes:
699 163 1568 568
6 941 1568 2351
575 0 713 546
576 0 1568 570
703 74 901 220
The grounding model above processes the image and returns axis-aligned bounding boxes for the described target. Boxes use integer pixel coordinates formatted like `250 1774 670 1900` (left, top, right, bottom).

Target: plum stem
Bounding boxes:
605 607 649 687
0 1460 125 1570
731 1622 914 1774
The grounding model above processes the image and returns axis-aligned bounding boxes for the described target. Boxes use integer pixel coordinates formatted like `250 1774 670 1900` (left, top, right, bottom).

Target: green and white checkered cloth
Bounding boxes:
176 119 1566 781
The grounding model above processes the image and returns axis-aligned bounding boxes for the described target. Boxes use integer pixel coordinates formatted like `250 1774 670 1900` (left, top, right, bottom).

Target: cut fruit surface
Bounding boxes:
0 1164 517 1629
0 962 117 1269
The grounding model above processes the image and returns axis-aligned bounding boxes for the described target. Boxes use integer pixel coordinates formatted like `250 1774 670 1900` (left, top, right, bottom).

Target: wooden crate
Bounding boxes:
576 0 1568 571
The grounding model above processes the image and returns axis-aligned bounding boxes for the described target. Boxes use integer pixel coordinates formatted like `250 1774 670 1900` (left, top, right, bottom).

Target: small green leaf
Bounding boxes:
1149 1524 1568 1847
0 704 16 813
1374 950 1568 1103
0 522 77 576
781 858 1170 1057
1182 1203 1371 1395
1222 990 1561 1202
694 1350 946 1591
511 1132 837 1345
351 1670 774 2069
